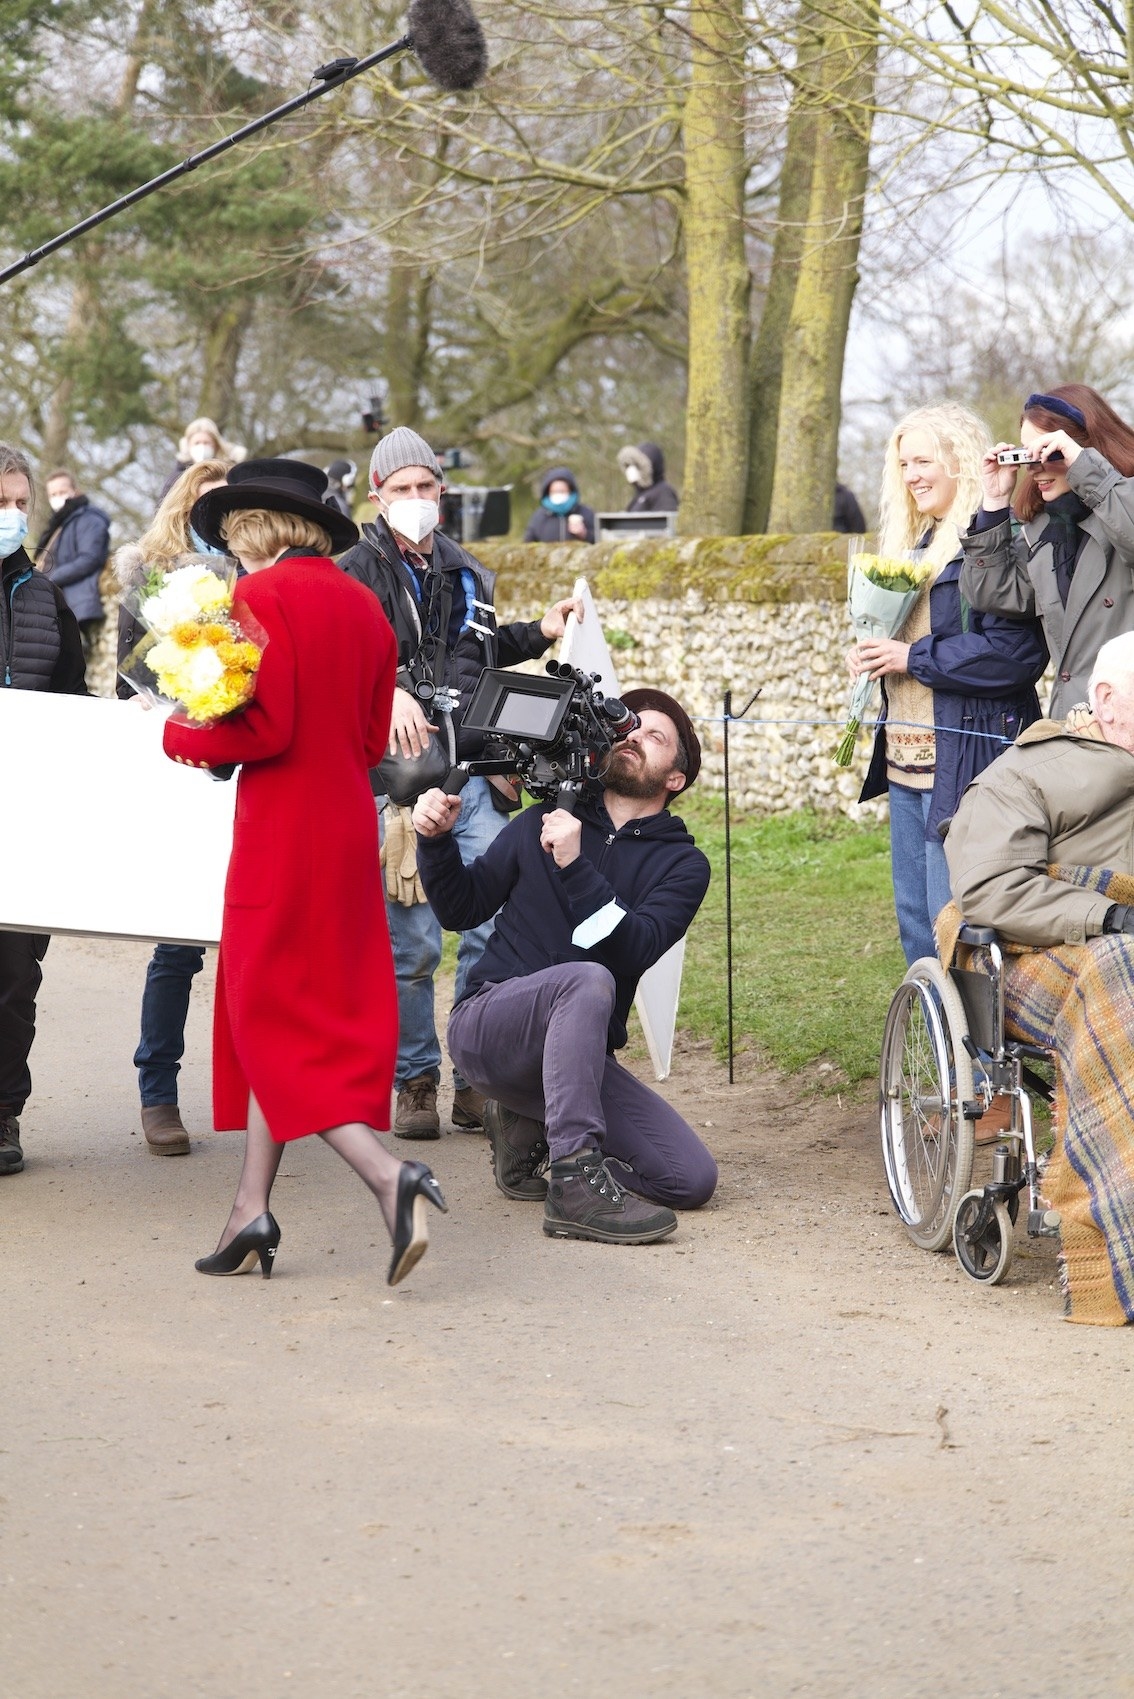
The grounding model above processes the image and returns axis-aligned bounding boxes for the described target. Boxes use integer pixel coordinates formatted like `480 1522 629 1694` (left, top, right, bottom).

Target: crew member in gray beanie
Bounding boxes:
369 426 444 486
339 427 582 1139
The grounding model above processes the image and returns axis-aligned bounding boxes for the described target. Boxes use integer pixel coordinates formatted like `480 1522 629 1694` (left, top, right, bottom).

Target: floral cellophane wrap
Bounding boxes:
834 541 935 767
119 558 265 726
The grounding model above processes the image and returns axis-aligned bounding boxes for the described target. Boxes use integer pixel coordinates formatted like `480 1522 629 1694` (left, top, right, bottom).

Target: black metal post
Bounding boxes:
722 688 761 1084
0 41 410 287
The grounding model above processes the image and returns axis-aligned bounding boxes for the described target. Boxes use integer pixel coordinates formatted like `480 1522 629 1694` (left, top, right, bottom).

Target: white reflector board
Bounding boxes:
0 692 234 944
559 576 687 1080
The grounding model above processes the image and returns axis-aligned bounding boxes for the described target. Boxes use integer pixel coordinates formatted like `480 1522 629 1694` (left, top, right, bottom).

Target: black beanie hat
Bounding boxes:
620 688 701 794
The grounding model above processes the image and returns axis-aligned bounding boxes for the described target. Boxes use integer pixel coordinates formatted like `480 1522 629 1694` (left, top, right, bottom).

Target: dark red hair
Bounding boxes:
1014 383 1134 522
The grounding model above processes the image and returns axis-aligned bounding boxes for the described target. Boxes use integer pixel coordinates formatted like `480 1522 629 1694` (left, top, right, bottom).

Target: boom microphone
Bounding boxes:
0 0 489 288
407 0 488 91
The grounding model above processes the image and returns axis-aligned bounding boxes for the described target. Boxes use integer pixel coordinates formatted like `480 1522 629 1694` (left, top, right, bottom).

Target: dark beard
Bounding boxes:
603 750 666 801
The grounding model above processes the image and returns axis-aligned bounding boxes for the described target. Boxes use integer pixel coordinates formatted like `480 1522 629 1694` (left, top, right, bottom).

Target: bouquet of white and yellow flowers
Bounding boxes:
834 541 935 767
119 558 264 726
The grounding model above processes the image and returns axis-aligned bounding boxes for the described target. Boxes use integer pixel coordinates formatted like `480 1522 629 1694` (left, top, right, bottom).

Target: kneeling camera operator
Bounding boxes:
411 685 719 1246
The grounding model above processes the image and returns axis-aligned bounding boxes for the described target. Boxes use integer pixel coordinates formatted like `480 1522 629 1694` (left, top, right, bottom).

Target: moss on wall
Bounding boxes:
477 533 854 608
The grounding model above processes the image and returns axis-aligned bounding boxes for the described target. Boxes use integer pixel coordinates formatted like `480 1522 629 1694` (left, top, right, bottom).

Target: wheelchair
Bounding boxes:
879 925 1062 1285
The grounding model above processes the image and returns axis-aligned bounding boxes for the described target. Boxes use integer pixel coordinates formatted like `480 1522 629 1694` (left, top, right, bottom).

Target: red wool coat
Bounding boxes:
163 555 397 1141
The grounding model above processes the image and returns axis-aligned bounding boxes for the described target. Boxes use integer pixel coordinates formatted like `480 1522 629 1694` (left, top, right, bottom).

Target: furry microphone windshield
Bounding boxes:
407 0 489 90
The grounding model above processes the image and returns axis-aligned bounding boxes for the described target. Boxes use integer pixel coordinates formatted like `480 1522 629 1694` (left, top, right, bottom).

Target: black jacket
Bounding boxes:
339 517 551 759
627 444 679 514
0 546 87 694
833 484 867 534
523 467 596 544
418 794 710 1051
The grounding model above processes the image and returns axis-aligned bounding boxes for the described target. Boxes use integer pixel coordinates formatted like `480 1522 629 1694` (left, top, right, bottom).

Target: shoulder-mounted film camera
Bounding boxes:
447 661 640 812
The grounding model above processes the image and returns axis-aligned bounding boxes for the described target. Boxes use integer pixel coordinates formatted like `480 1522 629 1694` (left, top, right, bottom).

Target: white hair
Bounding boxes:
1088 632 1134 707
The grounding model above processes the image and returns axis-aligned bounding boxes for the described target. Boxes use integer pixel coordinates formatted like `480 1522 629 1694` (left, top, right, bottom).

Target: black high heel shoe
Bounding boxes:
388 1162 448 1286
195 1212 281 1279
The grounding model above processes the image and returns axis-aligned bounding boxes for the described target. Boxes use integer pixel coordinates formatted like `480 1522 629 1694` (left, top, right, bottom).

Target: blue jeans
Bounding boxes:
888 782 953 966
379 776 507 1090
134 943 207 1106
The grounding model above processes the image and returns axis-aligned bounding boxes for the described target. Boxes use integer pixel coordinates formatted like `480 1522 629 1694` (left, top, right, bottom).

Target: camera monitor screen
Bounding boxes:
495 688 562 739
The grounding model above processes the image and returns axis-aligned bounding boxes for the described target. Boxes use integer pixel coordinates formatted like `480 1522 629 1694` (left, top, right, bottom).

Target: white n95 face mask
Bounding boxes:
624 466 642 485
386 498 440 545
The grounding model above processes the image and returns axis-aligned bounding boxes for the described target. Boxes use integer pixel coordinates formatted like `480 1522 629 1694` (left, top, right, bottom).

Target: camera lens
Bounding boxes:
414 679 435 702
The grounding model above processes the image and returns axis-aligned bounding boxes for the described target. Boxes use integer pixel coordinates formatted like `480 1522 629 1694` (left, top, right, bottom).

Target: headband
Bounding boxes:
1024 392 1087 429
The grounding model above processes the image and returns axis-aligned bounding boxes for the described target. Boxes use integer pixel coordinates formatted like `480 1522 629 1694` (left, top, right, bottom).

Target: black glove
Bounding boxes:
1102 903 1134 934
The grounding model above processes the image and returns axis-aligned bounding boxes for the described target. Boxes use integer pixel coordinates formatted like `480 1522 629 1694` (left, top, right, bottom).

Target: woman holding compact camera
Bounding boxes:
850 403 1048 966
961 385 1134 718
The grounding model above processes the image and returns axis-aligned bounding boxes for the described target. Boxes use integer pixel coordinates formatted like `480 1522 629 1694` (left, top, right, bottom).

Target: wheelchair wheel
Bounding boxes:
953 1190 1014 1285
880 957 975 1252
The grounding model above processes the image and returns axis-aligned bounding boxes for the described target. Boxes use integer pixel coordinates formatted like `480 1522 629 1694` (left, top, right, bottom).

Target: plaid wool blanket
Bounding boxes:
938 867 1134 1325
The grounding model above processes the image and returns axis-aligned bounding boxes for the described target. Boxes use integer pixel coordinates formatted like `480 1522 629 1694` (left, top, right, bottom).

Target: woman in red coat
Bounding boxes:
162 460 446 1286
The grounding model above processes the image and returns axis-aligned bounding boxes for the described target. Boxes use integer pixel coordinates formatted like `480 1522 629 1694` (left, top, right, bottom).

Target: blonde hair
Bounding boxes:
877 403 990 572
222 507 333 561
135 460 233 570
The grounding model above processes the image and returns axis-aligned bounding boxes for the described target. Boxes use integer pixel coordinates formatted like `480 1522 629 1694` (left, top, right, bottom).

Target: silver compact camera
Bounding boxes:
996 447 1036 466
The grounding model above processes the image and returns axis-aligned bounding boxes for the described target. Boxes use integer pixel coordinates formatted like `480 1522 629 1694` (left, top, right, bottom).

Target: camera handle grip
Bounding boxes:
555 782 581 814
442 764 472 794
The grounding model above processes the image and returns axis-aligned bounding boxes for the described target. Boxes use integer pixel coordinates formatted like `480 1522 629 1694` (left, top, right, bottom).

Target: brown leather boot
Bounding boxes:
394 1075 441 1139
141 1104 190 1155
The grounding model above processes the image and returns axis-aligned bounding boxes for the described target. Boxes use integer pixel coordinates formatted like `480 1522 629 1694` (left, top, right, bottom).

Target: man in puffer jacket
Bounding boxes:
0 443 87 1176
618 443 679 514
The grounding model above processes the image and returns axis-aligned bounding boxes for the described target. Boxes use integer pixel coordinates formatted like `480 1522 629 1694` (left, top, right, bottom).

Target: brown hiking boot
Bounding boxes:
141 1104 190 1155
394 1074 441 1139
0 1113 24 1175
484 1099 549 1200
543 1148 677 1244
451 1085 487 1132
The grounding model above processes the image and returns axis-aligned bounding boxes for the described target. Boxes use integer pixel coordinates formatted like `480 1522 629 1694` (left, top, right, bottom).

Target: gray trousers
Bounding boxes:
447 962 718 1208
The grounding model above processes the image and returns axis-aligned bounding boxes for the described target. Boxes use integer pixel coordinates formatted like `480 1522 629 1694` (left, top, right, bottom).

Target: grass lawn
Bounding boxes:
672 796 905 1084
439 795 904 1086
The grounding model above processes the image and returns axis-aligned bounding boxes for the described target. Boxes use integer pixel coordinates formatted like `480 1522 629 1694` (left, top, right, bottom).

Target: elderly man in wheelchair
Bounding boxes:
880 631 1134 1324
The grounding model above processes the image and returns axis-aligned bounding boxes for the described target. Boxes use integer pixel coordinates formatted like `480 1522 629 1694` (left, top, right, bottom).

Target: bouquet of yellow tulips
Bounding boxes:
834 542 935 767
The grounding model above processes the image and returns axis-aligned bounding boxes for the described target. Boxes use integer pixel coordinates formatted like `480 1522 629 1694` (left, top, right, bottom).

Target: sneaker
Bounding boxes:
543 1148 677 1244
0 1113 24 1175
484 1099 549 1200
394 1075 441 1139
451 1085 487 1132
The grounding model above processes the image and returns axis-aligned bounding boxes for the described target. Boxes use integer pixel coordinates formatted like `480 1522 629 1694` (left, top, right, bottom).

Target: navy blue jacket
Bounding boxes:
38 497 110 621
860 552 1048 839
417 794 710 1051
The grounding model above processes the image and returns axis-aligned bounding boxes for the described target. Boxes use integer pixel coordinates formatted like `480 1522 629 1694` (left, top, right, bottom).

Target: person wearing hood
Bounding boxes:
324 459 357 520
412 687 718 1246
618 443 679 515
523 468 596 543
0 443 87 1179
34 469 111 659
159 416 246 500
339 427 582 1140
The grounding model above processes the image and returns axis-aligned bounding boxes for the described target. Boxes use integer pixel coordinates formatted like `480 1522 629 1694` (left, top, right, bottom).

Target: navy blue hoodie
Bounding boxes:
417 793 710 1050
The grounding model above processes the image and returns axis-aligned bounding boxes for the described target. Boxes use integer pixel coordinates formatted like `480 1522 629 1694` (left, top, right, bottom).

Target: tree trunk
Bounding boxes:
766 0 878 534
198 299 254 430
680 0 751 537
383 264 435 431
743 4 824 534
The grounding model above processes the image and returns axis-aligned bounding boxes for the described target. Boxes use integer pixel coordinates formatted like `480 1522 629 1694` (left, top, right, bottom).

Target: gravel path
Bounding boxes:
4 936 1133 1698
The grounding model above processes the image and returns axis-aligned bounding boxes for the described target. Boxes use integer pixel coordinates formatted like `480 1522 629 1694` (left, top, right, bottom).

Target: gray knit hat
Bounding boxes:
369 426 443 486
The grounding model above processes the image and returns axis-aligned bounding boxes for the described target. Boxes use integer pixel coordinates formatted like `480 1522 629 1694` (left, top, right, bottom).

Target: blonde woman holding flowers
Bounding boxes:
164 460 445 1288
848 403 1047 964
114 456 234 1155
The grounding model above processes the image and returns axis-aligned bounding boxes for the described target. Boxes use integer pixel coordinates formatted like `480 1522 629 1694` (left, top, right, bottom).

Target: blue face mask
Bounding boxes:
0 509 29 559
542 490 578 514
189 524 226 558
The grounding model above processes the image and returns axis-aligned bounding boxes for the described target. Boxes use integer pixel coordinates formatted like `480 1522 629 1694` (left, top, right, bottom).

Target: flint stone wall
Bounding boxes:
88 533 887 819
476 532 887 820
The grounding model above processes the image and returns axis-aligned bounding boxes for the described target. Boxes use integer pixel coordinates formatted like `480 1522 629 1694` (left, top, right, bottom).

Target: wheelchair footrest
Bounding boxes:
1027 1208 1061 1238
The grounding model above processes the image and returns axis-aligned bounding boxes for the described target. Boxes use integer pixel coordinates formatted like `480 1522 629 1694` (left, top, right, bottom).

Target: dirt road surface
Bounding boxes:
4 937 1134 1699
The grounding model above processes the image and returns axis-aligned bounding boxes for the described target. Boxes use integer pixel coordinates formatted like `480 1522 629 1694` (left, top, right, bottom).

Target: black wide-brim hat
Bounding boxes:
189 457 359 556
